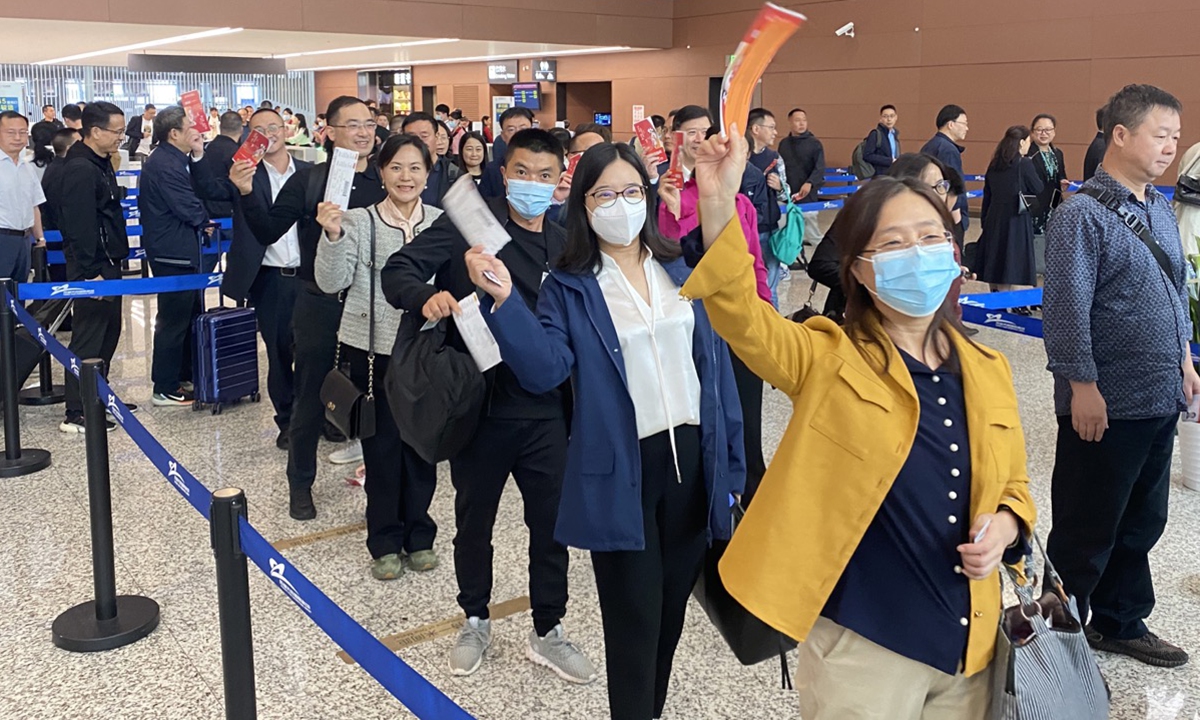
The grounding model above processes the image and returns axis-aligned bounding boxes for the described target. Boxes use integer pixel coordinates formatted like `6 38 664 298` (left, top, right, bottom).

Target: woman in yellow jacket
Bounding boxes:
681 129 1037 719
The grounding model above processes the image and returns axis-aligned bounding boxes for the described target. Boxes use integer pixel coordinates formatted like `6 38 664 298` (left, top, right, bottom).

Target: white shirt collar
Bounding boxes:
263 154 295 177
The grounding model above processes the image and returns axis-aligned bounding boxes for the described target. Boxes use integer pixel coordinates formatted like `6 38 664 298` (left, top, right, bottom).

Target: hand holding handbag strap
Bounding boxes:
1077 186 1174 281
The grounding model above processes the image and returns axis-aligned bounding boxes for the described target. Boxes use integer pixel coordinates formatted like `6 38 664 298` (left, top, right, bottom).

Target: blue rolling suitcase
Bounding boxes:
192 306 261 415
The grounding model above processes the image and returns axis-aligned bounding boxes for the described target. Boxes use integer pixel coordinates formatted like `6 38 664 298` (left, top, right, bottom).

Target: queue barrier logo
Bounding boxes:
106 394 123 424
167 460 190 497
68 358 79 377
984 313 1028 334
50 283 97 298
207 274 222 286
36 327 46 346
269 558 312 614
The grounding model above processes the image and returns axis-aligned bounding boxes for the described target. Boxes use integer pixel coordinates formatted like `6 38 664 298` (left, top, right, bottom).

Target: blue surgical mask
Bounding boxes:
859 242 960 317
506 178 556 219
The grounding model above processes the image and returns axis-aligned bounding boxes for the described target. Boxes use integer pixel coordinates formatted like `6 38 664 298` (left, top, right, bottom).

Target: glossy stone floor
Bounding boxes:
1 238 1198 719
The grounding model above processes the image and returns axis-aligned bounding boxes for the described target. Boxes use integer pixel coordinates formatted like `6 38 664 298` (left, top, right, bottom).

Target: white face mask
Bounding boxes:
589 198 647 247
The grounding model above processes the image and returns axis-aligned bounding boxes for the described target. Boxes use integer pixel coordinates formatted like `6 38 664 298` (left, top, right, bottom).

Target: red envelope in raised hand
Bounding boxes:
181 90 210 134
719 3 806 138
233 130 270 165
634 118 667 166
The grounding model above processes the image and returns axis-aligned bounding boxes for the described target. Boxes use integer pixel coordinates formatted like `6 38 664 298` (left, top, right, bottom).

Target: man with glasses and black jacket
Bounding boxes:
55 102 130 433
230 96 384 521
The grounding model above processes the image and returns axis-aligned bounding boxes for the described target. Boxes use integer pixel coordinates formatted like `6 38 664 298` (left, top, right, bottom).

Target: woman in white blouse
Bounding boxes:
464 142 745 720
314 134 444 581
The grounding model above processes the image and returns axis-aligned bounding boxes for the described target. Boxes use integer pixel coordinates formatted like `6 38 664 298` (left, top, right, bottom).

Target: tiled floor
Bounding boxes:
2 227 1199 719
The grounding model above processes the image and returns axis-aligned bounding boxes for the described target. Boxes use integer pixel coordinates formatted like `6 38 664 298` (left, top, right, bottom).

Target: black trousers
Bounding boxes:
64 261 123 417
149 261 200 395
286 282 342 491
449 415 568 636
729 351 765 506
591 425 707 720
247 267 298 431
1046 414 1175 640
343 345 438 559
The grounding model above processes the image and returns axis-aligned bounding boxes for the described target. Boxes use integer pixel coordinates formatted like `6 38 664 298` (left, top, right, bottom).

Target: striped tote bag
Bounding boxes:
989 537 1109 720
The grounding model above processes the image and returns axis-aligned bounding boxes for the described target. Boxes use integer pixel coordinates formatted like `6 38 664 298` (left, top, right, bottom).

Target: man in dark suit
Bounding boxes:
1083 105 1107 182
196 111 244 219
124 104 156 161
401 112 459 208
195 108 310 449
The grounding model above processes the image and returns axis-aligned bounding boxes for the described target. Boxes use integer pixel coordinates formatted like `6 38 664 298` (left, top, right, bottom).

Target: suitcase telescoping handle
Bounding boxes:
199 221 226 311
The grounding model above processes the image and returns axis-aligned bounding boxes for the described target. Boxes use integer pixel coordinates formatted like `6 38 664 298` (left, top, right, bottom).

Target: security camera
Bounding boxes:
835 22 855 38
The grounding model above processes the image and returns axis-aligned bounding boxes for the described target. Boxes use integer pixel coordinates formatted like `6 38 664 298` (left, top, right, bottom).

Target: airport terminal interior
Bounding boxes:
1 1 1199 718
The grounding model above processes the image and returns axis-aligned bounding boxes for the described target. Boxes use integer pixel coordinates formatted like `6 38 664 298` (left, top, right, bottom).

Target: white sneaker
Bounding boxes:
328 440 363 465
526 624 597 685
449 617 491 676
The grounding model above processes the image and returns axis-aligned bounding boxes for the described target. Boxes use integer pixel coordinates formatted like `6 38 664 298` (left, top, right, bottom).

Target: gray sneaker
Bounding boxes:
526 624 597 685
448 617 491 676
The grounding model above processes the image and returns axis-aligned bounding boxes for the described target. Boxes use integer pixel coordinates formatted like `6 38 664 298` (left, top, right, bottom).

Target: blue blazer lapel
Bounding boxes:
553 270 629 389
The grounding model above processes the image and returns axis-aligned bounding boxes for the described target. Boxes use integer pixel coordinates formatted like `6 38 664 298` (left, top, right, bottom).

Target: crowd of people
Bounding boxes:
0 79 1195 718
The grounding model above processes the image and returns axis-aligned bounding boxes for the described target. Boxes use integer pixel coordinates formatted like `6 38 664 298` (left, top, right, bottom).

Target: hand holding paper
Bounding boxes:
465 246 512 305
442 174 512 257
233 130 270 165
454 293 503 372
324 148 359 210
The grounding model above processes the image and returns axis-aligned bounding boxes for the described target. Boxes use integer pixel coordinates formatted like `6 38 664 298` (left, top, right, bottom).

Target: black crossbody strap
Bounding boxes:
1077 186 1173 281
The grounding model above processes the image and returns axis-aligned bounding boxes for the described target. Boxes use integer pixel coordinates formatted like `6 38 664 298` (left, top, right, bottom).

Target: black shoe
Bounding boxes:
323 421 347 443
276 429 289 450
1086 625 1189 668
289 488 316 521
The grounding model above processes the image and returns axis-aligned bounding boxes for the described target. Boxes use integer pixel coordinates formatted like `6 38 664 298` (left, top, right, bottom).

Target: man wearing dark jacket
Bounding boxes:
140 105 211 407
200 108 311 450
124 104 156 161
862 104 900 176
196 111 244 219
479 107 534 199
382 128 595 684
921 104 971 233
230 96 384 520
55 102 130 433
779 108 826 252
1083 105 1107 182
401 112 458 208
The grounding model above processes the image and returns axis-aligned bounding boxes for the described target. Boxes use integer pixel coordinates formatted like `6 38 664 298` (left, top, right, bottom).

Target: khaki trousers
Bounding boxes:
796 617 991 720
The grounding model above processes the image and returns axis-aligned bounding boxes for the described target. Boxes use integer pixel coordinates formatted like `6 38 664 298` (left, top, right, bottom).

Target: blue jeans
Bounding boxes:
761 236 783 310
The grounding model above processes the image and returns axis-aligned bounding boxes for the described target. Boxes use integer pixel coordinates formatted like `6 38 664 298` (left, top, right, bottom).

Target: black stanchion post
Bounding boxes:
210 487 257 720
19 245 66 406
52 358 160 651
0 278 51 477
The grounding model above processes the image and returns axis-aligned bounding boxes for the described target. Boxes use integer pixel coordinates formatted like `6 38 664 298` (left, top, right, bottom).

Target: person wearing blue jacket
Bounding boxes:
139 105 213 406
464 142 745 720
921 104 971 234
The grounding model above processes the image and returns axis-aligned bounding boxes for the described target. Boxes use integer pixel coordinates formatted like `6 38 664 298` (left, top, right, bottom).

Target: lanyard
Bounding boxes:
610 257 683 482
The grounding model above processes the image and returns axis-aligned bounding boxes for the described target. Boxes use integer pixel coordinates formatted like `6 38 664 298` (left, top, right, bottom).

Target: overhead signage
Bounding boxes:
487 60 519 82
532 59 557 82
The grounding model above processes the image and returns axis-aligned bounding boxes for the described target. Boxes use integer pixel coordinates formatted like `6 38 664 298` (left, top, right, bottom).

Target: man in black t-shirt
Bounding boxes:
382 128 597 686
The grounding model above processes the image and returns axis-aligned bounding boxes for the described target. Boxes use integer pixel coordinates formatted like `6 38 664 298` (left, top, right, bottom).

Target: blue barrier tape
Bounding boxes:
237 520 475 718
116 170 139 177
817 185 861 197
97 374 215 518
960 288 1043 310
44 217 233 244
8 291 82 378
824 174 858 183
960 303 1044 336
44 239 233 267
16 273 222 301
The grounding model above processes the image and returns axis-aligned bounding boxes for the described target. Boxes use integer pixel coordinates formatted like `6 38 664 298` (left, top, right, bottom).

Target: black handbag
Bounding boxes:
1177 173 1200 208
320 212 378 440
386 315 486 465
691 500 798 688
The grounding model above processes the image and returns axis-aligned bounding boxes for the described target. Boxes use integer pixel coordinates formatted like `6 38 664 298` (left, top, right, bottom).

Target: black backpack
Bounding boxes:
851 128 885 180
385 315 486 465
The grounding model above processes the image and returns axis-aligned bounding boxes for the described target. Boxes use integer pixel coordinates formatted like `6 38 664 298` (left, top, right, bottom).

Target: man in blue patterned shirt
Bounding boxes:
1043 84 1198 668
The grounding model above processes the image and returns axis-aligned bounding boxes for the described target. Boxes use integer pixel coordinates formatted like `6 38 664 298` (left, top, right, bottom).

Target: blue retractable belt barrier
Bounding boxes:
5 284 477 719
116 169 139 177
43 217 232 244
824 174 858 183
44 239 232 267
960 288 1043 310
16 273 223 300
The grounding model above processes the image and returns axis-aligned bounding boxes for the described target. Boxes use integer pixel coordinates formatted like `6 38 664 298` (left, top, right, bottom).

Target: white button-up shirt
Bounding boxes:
0 152 45 232
261 156 301 268
596 251 701 440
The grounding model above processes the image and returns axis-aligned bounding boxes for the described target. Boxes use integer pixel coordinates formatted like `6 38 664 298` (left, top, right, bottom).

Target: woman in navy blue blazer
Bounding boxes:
464 142 745 720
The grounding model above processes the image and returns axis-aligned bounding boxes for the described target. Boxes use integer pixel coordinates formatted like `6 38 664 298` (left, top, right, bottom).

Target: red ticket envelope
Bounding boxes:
181 90 210 134
634 118 667 166
566 152 582 179
233 130 270 165
665 131 686 187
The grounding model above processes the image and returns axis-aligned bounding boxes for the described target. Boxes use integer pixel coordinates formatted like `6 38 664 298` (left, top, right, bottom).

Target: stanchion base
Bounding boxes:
52 596 160 652
18 385 66 406
0 448 51 477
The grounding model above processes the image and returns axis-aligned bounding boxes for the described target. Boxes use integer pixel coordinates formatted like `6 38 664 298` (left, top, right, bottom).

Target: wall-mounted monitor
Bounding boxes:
512 82 542 110
594 112 613 127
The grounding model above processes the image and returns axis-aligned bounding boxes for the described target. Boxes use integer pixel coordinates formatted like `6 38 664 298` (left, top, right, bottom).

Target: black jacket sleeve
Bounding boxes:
58 163 104 279
808 217 842 290
807 141 826 188
380 213 461 313
241 167 309 246
862 129 892 168
778 138 802 196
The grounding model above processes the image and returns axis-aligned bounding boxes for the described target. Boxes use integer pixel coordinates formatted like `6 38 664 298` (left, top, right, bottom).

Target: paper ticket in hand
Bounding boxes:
454 293 502 372
443 174 512 257
719 3 806 138
181 90 210 134
1185 394 1200 422
232 130 270 165
634 118 667 166
324 147 359 209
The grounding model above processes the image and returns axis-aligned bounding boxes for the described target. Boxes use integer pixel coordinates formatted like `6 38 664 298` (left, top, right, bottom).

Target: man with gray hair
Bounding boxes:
139 105 211 407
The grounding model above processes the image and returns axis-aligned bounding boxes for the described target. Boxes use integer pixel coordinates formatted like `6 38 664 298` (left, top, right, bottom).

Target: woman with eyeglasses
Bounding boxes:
975 126 1044 296
1027 114 1068 277
462 141 745 720
682 130 1035 718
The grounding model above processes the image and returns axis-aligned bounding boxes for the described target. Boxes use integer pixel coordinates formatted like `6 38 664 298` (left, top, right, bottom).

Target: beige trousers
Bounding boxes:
795 617 992 720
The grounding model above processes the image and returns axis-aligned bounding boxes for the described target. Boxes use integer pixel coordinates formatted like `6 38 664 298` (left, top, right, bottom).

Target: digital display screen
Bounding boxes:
512 83 541 110
594 113 612 127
